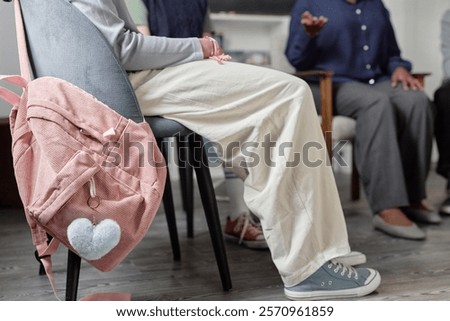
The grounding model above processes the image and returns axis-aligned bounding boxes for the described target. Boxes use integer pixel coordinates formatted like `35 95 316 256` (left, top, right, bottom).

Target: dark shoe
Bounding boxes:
284 260 381 300
403 207 442 224
439 196 450 216
373 215 426 240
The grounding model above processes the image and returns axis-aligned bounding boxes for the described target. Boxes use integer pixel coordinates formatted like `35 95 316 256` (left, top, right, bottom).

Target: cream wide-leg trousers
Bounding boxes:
129 60 350 287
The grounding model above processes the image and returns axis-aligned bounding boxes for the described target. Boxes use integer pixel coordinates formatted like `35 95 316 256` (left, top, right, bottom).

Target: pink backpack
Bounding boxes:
0 74 166 292
0 0 166 299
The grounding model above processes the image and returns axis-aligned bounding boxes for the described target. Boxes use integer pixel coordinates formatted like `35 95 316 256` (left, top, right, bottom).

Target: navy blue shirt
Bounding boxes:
143 0 208 38
285 0 412 84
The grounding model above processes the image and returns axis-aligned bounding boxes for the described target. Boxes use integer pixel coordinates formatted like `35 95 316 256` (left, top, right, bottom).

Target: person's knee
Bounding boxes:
358 94 392 119
409 91 433 118
390 89 432 121
282 76 316 113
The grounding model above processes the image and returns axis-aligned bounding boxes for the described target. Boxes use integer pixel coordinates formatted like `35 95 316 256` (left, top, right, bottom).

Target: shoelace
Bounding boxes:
328 260 359 279
234 213 261 244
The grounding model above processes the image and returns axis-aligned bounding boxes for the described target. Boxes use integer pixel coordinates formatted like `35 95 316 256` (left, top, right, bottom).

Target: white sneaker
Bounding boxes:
333 251 367 266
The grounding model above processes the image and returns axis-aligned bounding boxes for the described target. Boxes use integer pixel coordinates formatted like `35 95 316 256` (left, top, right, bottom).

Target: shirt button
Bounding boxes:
369 79 375 85
356 9 362 15
366 64 372 69
363 45 369 51
361 25 367 31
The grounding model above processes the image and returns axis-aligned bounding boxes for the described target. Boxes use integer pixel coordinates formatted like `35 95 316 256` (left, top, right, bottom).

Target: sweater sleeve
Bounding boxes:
72 0 204 71
285 0 320 71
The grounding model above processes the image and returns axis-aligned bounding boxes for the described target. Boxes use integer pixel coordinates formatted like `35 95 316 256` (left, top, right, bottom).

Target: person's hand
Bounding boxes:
301 11 328 37
199 37 223 58
391 67 423 91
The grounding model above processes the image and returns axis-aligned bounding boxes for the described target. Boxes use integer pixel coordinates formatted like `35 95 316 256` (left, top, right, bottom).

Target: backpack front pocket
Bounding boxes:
28 150 146 268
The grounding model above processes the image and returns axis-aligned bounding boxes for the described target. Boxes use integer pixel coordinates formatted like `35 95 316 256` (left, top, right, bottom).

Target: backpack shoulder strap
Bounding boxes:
36 239 63 301
14 0 33 82
0 75 27 106
0 87 20 106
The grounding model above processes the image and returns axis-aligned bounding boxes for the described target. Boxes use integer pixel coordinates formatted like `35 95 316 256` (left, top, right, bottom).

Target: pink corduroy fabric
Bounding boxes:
1 74 166 295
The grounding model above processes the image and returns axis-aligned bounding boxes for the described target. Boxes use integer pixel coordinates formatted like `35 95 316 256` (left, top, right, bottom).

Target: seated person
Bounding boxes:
126 1 366 265
125 0 266 248
72 0 381 300
285 0 438 240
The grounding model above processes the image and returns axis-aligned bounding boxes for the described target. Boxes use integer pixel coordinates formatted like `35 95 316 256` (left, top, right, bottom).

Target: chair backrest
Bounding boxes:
19 0 144 122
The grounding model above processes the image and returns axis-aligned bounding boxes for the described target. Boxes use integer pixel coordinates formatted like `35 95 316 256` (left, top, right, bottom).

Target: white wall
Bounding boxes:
210 13 293 72
0 2 19 118
383 0 450 98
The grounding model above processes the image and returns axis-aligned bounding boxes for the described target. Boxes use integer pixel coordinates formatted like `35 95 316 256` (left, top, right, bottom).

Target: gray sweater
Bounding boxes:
72 0 203 71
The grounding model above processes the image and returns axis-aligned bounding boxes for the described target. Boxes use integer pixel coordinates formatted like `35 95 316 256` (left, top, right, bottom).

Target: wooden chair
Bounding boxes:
295 70 430 201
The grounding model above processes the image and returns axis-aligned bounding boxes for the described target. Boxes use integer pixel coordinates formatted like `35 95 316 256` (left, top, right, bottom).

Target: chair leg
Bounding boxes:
34 250 46 276
35 234 53 276
351 146 360 200
159 139 181 261
191 134 232 291
177 135 195 238
65 250 81 301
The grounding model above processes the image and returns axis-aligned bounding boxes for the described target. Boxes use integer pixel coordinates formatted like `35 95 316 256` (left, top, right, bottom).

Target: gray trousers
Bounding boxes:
310 80 434 213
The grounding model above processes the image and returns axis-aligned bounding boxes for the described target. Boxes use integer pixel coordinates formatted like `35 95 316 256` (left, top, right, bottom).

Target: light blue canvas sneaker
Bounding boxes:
285 260 381 300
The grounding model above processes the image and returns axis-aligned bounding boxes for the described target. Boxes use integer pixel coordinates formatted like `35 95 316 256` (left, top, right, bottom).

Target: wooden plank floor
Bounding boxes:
1 166 450 301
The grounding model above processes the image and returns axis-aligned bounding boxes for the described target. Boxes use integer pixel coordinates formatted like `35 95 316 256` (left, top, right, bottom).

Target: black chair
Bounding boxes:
16 0 231 300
